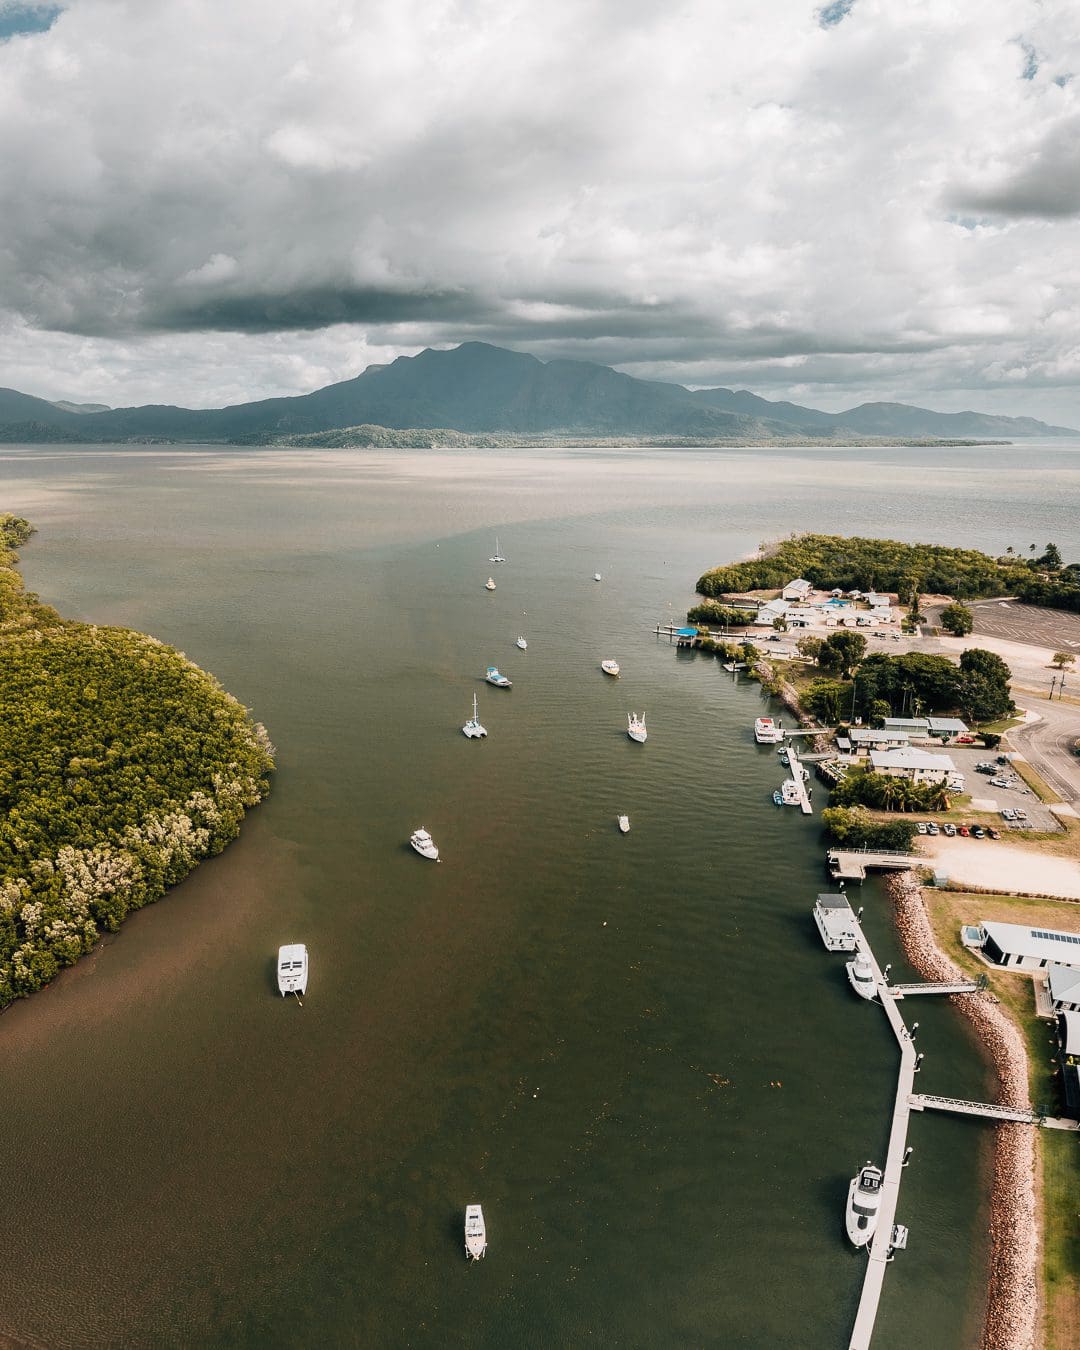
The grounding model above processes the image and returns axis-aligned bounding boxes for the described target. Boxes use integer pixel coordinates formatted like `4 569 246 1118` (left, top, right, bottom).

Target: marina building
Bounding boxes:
868 747 957 784
844 728 912 753
782 578 813 601
974 921 1080 972
1048 963 1080 1014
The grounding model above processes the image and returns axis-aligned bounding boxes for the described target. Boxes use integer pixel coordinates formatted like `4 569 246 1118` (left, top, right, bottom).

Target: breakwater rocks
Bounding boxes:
886 872 1039 1350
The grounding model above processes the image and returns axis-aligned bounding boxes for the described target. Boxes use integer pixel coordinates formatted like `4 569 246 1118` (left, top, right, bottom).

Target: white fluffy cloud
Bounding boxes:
1 0 1079 421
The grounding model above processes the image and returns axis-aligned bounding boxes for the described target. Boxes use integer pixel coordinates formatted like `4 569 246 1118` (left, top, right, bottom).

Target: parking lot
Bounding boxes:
943 745 1062 832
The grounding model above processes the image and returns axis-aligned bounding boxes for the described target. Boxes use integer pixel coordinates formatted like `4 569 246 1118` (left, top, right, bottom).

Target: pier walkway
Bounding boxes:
828 848 925 882
906 1093 1080 1127
887 980 980 998
847 922 917 1350
786 746 813 815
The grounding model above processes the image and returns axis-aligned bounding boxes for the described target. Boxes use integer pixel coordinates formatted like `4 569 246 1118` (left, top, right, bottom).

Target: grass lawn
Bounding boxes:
921 888 1080 1349
1011 757 1064 805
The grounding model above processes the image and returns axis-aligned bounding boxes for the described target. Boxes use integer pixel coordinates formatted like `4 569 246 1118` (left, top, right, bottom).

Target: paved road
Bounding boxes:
1006 697 1080 805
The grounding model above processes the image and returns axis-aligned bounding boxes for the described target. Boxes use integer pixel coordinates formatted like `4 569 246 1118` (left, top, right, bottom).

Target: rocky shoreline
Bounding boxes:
886 872 1039 1350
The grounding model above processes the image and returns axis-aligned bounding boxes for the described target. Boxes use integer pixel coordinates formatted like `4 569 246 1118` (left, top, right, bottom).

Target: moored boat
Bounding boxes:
627 712 647 743
462 693 487 739
485 577 496 591
489 536 506 564
277 944 308 997
780 778 802 806
601 659 620 677
813 893 859 951
593 572 602 581
618 814 630 833
754 716 784 744
516 635 527 649
845 1162 884 1247
465 1204 487 1259
410 827 440 861
485 665 512 688
846 950 878 1000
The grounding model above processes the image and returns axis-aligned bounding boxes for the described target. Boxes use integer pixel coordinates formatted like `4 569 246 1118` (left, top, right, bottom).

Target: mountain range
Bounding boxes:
1 342 1075 443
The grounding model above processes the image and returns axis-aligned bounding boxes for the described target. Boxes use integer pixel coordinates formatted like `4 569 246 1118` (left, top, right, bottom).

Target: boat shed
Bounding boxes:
979 920 1080 971
754 599 790 626
782 578 813 601
1048 964 1080 1013
882 717 931 735
868 747 956 784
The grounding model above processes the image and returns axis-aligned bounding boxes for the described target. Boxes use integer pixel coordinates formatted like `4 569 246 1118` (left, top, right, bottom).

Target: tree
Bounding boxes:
1051 651 1076 670
772 615 788 632
802 678 849 725
796 635 824 662
819 631 867 678
940 602 974 636
1041 543 1063 570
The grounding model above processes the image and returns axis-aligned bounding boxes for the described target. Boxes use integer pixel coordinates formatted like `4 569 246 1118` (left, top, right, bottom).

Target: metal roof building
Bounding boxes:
980 920 1080 971
1048 964 1080 1013
868 747 957 782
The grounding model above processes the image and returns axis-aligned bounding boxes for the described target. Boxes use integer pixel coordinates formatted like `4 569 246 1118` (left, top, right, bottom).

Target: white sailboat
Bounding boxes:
489 537 507 563
627 712 647 743
410 827 440 861
462 694 487 738
464 1204 487 1259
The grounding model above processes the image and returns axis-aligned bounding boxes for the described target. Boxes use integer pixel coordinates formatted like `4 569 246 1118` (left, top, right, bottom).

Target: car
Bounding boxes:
958 825 970 836
926 823 940 836
989 777 1009 787
972 826 986 839
996 755 1010 764
976 763 995 774
987 827 1001 839
1001 808 1016 820
942 823 957 836
956 735 976 744
1014 809 1028 821
916 822 928 835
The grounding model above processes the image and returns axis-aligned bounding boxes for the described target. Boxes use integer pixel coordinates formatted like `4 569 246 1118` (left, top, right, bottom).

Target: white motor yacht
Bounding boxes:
516 635 527 649
485 666 512 688
845 1162 884 1248
846 950 878 1000
410 828 440 861
465 1204 487 1259
627 712 647 743
277 944 308 997
601 659 620 677
780 778 802 806
618 815 630 833
754 716 784 744
485 577 496 591
462 694 487 739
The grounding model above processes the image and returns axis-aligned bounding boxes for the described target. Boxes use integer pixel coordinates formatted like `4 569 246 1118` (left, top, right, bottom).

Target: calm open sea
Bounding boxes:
1 441 1078 1348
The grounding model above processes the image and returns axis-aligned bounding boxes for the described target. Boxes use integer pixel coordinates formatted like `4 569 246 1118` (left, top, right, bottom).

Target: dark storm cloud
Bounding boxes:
952 115 1080 217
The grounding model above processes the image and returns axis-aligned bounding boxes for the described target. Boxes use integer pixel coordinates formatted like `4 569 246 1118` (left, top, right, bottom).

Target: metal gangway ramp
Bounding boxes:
887 979 980 998
828 848 925 881
908 1094 1043 1124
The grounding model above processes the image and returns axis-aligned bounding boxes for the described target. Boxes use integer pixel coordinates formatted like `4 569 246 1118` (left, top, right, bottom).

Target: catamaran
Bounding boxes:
485 666 512 688
277 944 308 997
601 659 620 676
462 694 487 739
464 1204 487 1259
627 712 647 743
410 828 440 861
489 537 506 563
845 1162 884 1248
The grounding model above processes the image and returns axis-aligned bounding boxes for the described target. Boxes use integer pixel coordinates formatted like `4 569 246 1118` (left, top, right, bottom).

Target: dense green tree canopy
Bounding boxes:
0 515 274 1008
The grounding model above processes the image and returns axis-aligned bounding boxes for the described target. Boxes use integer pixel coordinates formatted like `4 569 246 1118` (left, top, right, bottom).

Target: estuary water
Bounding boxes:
1 441 1079 1349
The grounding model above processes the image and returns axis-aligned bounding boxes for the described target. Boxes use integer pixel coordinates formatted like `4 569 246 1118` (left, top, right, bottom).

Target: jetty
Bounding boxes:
785 745 813 815
886 979 981 998
827 848 925 882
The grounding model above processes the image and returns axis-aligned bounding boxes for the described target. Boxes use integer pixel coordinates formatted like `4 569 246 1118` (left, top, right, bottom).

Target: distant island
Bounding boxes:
0 515 274 1008
1 342 1075 445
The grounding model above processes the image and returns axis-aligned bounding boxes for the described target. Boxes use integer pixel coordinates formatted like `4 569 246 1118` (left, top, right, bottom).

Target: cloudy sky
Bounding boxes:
1 0 1079 422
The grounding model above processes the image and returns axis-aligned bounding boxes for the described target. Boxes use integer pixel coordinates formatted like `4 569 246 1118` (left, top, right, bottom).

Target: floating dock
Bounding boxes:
827 848 925 882
785 745 813 815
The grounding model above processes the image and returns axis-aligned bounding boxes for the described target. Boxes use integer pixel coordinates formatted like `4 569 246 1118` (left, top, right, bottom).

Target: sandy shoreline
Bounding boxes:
886 872 1039 1350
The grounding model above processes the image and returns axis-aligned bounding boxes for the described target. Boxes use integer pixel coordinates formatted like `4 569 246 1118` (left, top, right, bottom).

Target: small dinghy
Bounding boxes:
618 815 630 833
601 659 620 677
465 1204 487 1260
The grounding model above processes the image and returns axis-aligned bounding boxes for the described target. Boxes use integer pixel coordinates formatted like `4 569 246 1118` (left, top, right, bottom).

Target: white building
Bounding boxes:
868 747 957 784
754 598 790 626
781 578 813 601
978 921 1080 971
1048 964 1080 1013
926 716 970 739
846 728 912 752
